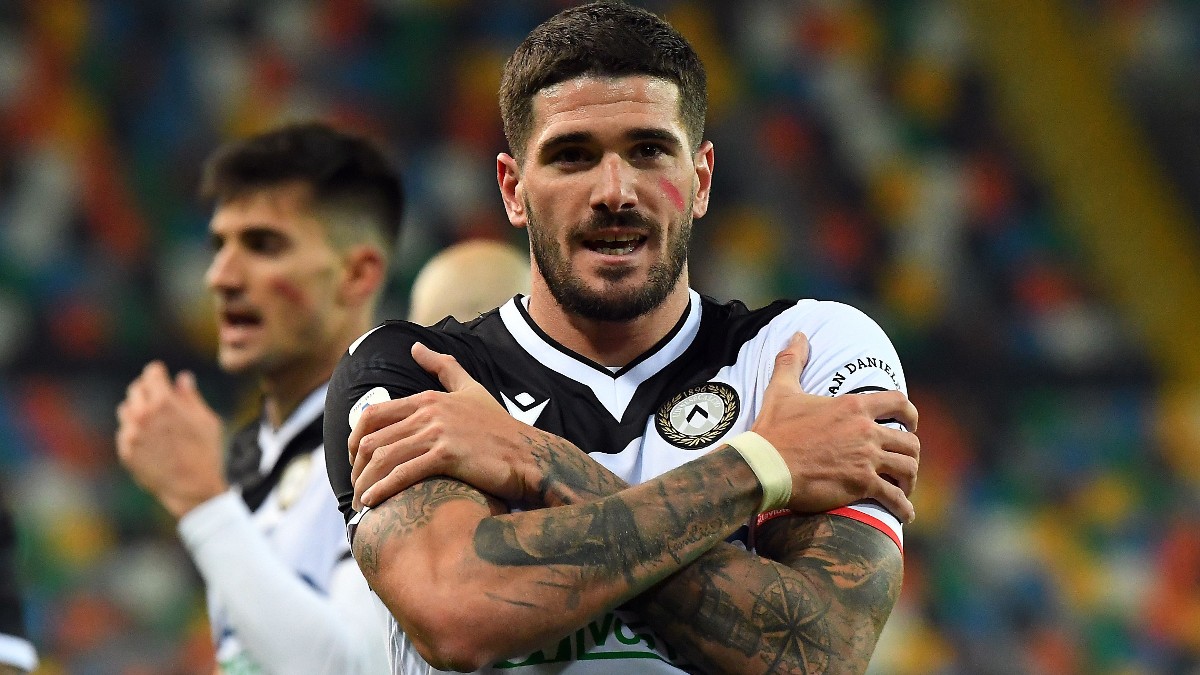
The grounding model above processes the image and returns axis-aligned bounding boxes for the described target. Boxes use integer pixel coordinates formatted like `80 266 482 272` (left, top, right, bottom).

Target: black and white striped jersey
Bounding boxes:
325 289 907 674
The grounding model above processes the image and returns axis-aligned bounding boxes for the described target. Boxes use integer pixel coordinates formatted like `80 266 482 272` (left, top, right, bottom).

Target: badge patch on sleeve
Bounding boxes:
655 382 740 449
349 386 392 429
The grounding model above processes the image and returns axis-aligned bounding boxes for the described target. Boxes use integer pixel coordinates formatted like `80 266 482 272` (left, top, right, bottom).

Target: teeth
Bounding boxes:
585 233 643 255
595 243 637 255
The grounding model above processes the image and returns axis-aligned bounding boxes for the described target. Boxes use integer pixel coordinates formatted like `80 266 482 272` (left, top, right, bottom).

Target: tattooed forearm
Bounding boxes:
475 445 758 593
658 549 765 655
492 428 902 673
475 497 648 583
354 478 490 573
755 515 903 632
520 429 626 506
633 515 902 675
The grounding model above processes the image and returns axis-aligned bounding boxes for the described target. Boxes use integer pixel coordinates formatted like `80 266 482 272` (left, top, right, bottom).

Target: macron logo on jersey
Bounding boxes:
501 391 550 426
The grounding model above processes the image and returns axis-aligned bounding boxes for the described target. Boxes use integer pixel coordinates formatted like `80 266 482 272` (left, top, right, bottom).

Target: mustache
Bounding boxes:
579 209 656 233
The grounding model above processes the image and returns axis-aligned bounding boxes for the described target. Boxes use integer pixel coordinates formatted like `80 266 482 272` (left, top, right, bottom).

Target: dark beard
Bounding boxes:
527 204 690 322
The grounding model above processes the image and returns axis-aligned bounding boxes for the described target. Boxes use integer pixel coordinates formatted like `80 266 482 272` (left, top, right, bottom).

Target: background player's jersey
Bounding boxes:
325 290 907 675
211 387 351 673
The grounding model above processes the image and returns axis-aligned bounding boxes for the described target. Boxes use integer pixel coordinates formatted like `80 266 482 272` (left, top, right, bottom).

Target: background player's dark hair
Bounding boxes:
199 121 405 253
499 1 708 161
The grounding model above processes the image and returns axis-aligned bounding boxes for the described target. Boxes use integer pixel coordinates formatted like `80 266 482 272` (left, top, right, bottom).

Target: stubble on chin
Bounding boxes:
533 232 690 323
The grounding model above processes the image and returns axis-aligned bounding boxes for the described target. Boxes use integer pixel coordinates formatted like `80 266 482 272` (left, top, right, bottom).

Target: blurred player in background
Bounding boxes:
116 121 401 674
0 488 36 675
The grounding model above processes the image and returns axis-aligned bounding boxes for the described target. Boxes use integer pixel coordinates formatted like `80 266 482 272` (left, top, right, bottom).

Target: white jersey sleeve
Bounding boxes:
0 634 36 672
754 300 908 551
179 491 389 674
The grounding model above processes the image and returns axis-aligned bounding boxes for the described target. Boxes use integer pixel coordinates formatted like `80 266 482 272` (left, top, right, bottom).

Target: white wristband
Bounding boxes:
725 431 792 512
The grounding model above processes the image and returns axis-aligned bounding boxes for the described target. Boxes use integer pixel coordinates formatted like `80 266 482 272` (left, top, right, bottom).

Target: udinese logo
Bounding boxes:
655 382 740 450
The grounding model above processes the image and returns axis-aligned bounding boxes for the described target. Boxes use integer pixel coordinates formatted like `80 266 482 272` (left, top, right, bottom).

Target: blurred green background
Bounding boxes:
1 1 1199 673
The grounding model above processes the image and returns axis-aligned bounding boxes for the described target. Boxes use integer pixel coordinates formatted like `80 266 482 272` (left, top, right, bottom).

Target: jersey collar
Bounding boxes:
499 290 702 420
257 382 328 474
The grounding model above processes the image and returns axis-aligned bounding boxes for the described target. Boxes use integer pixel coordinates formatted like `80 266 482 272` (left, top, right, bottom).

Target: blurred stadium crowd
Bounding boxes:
1 0 1198 673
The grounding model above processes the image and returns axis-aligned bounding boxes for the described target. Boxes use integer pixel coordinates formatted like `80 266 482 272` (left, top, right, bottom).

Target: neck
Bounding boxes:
259 319 370 429
526 278 691 368
260 367 330 430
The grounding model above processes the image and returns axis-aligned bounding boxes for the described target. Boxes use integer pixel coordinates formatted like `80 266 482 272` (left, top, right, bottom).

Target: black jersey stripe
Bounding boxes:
613 300 693 377
227 415 325 512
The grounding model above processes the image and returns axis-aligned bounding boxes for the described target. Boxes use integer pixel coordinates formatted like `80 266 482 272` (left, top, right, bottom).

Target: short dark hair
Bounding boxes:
499 1 708 161
199 121 405 252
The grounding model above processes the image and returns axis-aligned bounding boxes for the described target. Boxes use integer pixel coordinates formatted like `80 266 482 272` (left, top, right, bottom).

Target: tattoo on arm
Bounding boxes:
519 430 626 506
353 478 490 574
474 446 758 606
633 515 903 674
503 431 903 672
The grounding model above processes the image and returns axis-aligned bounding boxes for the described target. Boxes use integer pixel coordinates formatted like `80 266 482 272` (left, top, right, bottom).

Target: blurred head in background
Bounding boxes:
198 122 404 389
407 239 530 325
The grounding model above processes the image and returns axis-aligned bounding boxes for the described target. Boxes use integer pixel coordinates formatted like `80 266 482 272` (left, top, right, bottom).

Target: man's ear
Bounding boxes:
339 245 386 307
691 140 714 220
497 153 528 229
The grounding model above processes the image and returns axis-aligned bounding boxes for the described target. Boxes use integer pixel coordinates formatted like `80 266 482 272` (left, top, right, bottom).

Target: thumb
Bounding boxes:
766 332 810 393
176 370 201 401
411 342 478 392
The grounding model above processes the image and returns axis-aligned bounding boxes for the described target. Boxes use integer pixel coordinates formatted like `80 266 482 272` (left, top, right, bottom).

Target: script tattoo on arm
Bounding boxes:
631 514 903 674
353 478 490 574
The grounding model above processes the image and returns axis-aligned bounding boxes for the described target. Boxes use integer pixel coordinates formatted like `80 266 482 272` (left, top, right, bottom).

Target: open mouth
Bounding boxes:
583 233 647 256
220 307 263 329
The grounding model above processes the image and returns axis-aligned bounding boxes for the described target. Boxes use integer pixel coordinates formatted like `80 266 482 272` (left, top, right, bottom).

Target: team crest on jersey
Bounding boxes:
655 382 740 449
277 454 313 510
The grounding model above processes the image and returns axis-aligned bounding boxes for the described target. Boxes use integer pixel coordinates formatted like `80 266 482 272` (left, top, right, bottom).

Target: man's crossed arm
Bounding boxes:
346 335 918 673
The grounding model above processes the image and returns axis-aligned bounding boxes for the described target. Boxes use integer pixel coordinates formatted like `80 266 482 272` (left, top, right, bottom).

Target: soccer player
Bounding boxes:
325 3 921 674
407 239 530 326
0 492 36 675
116 122 402 674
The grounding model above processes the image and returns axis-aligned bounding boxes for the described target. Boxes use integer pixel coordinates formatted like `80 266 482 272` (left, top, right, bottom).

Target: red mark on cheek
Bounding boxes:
270 278 309 308
660 178 685 211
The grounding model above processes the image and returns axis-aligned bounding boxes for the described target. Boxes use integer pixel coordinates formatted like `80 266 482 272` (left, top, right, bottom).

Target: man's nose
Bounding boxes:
204 247 243 294
590 153 638 213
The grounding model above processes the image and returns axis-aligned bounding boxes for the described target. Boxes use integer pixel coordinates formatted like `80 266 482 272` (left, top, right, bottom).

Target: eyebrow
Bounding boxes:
209 224 287 244
539 130 595 151
625 127 684 148
539 127 684 151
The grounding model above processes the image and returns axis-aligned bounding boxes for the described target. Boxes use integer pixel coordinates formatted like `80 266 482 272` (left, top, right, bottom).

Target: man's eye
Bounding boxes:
245 231 288 255
553 148 591 165
633 143 666 159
